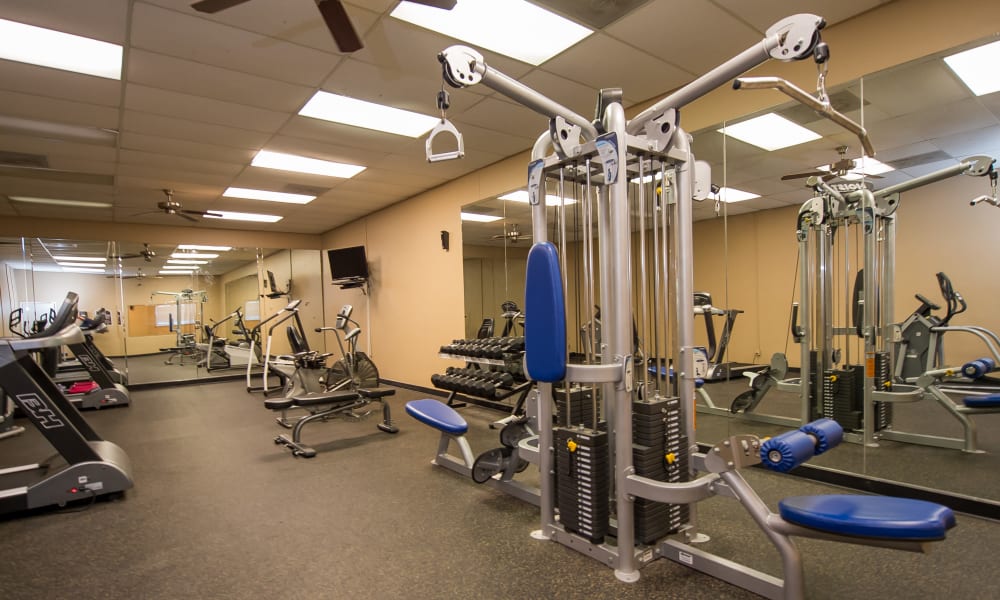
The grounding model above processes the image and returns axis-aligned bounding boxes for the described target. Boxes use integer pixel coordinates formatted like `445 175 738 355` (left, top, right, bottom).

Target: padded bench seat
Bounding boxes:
405 399 468 435
264 390 359 410
962 393 1000 408
779 495 956 540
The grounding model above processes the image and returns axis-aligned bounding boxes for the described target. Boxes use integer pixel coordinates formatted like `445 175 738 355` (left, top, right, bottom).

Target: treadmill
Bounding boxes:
694 292 765 381
0 294 133 514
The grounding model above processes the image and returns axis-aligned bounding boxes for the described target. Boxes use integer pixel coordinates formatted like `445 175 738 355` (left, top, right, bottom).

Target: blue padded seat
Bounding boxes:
524 242 567 382
962 393 1000 408
405 399 468 436
779 495 955 540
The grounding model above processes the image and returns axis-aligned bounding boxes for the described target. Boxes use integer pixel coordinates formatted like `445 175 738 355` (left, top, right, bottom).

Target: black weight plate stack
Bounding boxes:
822 365 864 431
632 395 688 544
555 386 599 428
555 427 609 544
873 351 893 431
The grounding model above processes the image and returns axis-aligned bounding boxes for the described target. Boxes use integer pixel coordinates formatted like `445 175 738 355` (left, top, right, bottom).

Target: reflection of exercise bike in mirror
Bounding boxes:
201 307 256 372
318 304 379 392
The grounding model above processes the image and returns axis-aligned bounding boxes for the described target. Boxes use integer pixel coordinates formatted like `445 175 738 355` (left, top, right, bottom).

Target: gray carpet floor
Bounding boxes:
1 380 998 599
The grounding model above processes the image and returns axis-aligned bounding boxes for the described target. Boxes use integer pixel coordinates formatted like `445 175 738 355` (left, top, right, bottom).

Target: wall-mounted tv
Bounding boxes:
327 245 369 281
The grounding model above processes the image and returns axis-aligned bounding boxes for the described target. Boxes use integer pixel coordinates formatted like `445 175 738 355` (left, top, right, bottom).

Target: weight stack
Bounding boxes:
555 386 600 428
873 351 893 432
822 365 864 430
555 427 609 544
632 395 688 544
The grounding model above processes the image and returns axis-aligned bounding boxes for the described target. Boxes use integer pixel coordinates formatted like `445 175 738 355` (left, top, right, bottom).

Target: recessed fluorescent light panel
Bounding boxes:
167 259 209 265
461 212 503 223
499 190 578 206
299 91 438 137
944 39 1000 96
390 0 592 66
176 245 231 251
10 196 112 208
203 211 283 223
223 187 315 205
52 255 106 262
57 261 106 267
719 113 821 151
716 187 760 203
0 18 122 79
251 150 365 179
171 252 219 259
62 266 105 274
161 265 198 270
159 270 194 275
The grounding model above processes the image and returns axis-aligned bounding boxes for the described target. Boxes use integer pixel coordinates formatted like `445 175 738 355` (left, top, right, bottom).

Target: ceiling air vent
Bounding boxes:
282 184 330 196
533 0 652 28
885 150 952 170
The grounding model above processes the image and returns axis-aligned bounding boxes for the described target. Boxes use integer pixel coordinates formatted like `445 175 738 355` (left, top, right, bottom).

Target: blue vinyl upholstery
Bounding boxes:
524 242 567 382
405 399 469 436
962 393 1000 408
779 494 956 540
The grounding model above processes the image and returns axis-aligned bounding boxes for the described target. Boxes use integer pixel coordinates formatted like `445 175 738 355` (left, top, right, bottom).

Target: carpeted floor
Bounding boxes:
1 380 997 599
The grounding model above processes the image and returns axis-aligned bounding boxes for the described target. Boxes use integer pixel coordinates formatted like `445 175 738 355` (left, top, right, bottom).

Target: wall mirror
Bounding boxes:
459 33 1000 509
0 238 325 387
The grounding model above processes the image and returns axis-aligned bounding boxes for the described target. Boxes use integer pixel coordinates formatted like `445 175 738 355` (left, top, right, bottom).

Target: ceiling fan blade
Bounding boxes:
404 0 458 8
191 0 252 13
317 0 364 53
130 210 162 217
781 170 828 181
178 213 199 223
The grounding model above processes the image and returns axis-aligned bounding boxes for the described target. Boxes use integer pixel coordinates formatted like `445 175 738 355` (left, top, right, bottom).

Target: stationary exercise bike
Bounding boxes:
319 305 379 391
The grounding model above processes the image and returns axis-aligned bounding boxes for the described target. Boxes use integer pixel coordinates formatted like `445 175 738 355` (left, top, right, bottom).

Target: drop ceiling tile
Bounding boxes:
861 59 972 119
452 97 551 141
370 149 508 183
606 0 760 75
121 111 270 149
320 58 453 114
115 163 236 187
125 84 289 132
279 115 426 155
868 98 999 150
262 134 390 168
445 121 535 157
131 2 342 86
541 33 692 105
0 90 120 130
0 60 122 107
118 148 244 177
932 125 1000 158
1 0 129 44
0 133 118 162
120 131 255 165
41 157 117 176
712 0 888 32
127 50 313 112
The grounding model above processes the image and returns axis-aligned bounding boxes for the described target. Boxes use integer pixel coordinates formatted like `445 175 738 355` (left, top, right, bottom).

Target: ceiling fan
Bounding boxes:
781 146 884 181
491 223 529 244
190 0 458 53
109 242 156 262
107 268 160 281
133 189 221 223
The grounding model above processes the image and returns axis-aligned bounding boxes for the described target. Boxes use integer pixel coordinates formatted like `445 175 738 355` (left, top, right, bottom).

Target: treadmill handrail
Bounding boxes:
6 324 85 351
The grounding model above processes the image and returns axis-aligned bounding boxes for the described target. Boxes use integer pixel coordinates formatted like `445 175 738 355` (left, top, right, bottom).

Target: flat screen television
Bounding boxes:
327 245 369 281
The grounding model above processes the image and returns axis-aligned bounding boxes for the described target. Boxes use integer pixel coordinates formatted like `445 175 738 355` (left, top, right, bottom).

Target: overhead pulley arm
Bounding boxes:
627 13 826 135
874 155 997 199
437 45 599 140
733 76 875 157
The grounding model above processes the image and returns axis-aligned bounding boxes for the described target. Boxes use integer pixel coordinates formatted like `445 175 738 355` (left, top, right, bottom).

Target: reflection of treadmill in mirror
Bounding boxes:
265 271 291 299
694 292 765 381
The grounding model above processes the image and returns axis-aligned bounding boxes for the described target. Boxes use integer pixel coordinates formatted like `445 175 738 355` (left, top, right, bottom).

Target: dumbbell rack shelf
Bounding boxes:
438 353 507 367
433 350 532 413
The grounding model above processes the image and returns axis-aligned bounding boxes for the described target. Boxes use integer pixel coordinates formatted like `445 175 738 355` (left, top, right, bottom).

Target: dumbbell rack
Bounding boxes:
435 337 533 413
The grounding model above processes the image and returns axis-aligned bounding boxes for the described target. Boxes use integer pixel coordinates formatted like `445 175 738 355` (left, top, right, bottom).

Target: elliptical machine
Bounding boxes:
895 272 967 382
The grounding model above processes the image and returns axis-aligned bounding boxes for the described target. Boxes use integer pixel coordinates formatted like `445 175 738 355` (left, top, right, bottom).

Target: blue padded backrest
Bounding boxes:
525 242 567 382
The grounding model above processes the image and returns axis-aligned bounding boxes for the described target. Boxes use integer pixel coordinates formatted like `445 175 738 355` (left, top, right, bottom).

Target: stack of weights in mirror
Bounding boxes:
632 395 688 544
433 337 526 400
